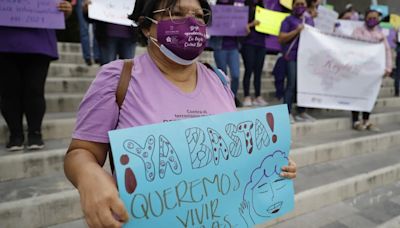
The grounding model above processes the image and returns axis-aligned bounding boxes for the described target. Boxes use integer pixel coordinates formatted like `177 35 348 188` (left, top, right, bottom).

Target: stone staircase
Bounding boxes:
0 42 399 228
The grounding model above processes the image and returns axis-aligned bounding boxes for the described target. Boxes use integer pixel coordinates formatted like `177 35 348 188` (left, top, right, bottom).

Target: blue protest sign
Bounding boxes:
109 105 294 227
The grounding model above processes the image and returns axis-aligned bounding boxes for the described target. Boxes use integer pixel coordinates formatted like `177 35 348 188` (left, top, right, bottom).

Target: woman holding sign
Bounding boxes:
350 9 393 131
0 1 72 151
278 0 315 123
64 0 298 227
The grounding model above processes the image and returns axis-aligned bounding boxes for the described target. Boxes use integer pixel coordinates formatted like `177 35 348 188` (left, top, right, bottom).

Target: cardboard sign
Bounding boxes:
314 6 339 33
207 5 249 36
89 0 137 26
109 105 294 227
0 0 65 29
255 6 289 36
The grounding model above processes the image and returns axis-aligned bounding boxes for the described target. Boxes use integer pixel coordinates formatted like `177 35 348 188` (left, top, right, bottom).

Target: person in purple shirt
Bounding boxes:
0 1 72 151
240 0 269 107
208 0 244 107
278 0 315 123
64 0 298 227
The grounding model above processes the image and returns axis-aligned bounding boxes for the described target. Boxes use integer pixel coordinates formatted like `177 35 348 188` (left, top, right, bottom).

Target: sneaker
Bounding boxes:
353 121 366 131
6 137 24 151
85 59 93 66
301 113 317 122
294 115 307 122
234 97 243 107
27 132 44 150
252 96 269 106
365 122 380 132
242 96 253 107
289 114 295 124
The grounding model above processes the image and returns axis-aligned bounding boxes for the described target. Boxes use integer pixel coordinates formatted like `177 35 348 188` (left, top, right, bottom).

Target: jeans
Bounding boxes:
395 55 400 95
76 0 100 61
0 53 50 139
284 61 305 114
99 37 136 65
213 49 240 96
241 44 266 97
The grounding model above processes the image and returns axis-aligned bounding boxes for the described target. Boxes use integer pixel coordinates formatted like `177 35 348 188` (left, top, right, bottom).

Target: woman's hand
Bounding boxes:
280 158 297 179
78 164 129 228
83 0 92 14
384 69 392 78
296 24 305 33
57 0 73 18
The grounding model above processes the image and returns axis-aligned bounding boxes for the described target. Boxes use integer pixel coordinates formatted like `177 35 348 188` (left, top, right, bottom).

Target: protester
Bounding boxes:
75 0 100 65
208 0 243 107
350 9 393 131
64 0 298 227
306 0 320 18
272 53 287 100
240 0 269 107
0 1 72 151
278 0 316 123
82 0 138 65
345 3 360 21
395 31 400 97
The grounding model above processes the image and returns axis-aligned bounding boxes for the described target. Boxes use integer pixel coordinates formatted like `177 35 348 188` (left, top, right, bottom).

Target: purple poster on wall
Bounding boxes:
0 0 65 29
207 5 249 37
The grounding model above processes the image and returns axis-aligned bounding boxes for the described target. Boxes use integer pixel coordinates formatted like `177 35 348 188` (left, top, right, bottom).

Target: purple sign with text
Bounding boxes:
207 5 249 37
0 0 65 29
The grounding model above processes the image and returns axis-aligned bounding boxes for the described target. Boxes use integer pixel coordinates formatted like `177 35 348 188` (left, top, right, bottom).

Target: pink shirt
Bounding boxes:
73 53 236 143
352 25 393 72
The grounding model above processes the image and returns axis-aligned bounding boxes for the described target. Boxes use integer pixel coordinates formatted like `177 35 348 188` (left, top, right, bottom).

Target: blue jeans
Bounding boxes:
284 61 305 114
75 0 100 61
241 44 266 97
99 37 136 65
213 49 240 96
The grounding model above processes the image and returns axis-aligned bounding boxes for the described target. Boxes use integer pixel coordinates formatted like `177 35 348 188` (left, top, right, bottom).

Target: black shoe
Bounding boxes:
85 59 93 66
234 97 243 107
94 59 101 65
6 137 24 151
27 132 44 150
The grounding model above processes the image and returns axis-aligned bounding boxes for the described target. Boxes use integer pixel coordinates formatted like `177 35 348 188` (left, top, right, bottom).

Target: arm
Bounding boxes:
246 20 260 34
278 24 304 44
383 36 393 76
64 140 129 228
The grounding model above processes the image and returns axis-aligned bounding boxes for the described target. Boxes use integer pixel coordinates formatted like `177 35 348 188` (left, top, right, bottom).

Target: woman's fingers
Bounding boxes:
110 197 130 223
97 207 123 228
281 159 297 179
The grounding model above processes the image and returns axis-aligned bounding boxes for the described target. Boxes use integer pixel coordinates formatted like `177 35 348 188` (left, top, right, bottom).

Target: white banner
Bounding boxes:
314 6 338 33
89 0 137 26
297 26 386 112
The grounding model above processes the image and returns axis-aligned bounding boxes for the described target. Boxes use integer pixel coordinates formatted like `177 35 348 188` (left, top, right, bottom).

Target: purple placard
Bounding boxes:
0 0 65 29
207 5 249 37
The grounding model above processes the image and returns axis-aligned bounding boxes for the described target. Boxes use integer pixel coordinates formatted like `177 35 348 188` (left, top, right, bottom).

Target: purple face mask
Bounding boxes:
366 18 379 29
150 17 207 65
293 6 307 16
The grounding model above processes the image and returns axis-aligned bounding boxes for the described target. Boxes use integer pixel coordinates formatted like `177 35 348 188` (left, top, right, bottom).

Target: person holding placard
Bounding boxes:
0 1 72 151
278 0 315 123
64 0 298 227
306 0 320 18
350 9 393 131
240 0 269 107
208 0 244 107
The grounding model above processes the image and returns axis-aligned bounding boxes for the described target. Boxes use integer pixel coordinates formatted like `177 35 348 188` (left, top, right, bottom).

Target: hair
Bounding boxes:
128 0 211 45
364 9 381 20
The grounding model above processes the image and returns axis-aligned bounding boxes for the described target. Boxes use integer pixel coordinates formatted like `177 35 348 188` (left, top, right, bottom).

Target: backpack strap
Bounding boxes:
203 63 228 86
116 59 134 109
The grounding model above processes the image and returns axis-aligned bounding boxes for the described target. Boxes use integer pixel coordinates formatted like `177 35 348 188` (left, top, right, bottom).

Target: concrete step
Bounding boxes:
41 89 400 113
48 63 100 78
263 145 400 227
271 180 400 228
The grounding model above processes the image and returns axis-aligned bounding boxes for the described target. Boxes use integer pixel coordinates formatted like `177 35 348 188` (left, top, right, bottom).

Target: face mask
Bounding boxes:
366 18 379 29
293 6 307 16
148 17 207 65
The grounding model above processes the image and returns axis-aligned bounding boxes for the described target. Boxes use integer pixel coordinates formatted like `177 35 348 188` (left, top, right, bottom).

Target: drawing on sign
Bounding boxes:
239 150 289 228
